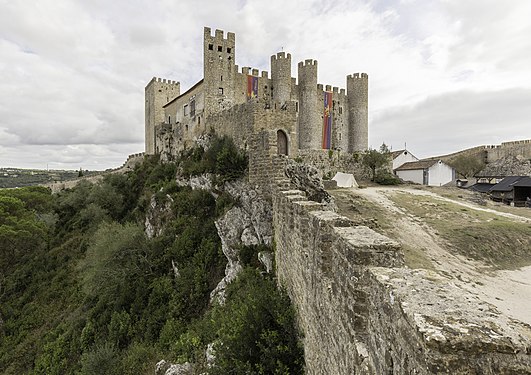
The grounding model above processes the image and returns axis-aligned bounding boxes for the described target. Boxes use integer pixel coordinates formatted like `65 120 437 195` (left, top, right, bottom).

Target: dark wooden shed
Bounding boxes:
512 177 531 207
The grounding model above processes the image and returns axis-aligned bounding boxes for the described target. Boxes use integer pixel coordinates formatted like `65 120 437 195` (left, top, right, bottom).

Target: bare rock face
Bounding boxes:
224 180 273 245
285 160 336 210
258 251 273 273
155 360 193 375
145 193 174 238
210 181 273 305
175 173 214 192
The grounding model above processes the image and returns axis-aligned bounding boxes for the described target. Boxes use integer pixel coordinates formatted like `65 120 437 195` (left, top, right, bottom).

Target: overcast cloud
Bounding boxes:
0 0 530 169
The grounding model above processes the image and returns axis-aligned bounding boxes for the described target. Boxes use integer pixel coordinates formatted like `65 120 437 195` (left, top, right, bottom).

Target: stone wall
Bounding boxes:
297 149 370 181
145 78 180 155
273 187 531 374
431 139 531 166
487 139 531 163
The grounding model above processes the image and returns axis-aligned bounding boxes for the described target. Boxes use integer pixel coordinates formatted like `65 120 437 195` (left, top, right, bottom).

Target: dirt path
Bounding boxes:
332 186 531 326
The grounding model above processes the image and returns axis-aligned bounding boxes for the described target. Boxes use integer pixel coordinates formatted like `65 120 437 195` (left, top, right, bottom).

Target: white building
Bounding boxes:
391 149 418 170
395 159 455 186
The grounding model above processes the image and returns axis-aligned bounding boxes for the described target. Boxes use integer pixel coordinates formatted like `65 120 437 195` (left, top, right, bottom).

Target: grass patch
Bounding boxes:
390 193 531 269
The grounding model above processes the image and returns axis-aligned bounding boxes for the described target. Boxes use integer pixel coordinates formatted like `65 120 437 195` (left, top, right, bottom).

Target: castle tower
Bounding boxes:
145 77 180 155
203 27 236 117
271 52 292 104
298 60 320 150
347 73 368 152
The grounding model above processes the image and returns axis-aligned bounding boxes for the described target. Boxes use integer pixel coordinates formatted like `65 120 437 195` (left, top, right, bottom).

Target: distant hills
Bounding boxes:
0 168 98 189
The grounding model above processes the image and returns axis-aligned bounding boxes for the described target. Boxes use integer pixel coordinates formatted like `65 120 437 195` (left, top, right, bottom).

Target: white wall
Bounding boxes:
427 161 454 186
396 169 424 184
392 151 418 170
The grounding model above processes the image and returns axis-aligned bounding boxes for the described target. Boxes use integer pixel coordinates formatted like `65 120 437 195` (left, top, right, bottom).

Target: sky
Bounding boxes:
1 0 530 170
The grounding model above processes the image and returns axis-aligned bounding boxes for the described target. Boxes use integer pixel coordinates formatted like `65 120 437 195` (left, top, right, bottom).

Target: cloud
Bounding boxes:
0 0 529 169
371 88 531 157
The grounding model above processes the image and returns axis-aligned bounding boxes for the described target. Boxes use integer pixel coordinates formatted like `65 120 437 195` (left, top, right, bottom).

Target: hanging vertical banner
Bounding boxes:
322 91 332 149
247 75 258 99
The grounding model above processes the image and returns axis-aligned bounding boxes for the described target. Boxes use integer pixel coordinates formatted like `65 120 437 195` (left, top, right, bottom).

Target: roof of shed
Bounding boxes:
468 183 495 193
395 159 438 171
512 176 531 187
488 176 525 192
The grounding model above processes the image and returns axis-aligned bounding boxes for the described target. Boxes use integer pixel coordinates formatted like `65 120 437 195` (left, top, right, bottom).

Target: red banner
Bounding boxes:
247 75 258 99
322 92 332 149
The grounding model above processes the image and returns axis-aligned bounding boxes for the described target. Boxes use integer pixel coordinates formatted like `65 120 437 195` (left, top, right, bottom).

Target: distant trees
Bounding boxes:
448 155 486 178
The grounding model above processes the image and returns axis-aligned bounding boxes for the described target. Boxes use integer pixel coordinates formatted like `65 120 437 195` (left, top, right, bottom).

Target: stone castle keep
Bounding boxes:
145 27 368 159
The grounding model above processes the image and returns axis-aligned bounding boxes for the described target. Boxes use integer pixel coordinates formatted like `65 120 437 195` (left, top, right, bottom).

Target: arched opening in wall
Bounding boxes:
277 129 288 156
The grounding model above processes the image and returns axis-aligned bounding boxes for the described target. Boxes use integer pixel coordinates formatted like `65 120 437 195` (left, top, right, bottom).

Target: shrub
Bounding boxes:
79 342 121 375
374 172 401 185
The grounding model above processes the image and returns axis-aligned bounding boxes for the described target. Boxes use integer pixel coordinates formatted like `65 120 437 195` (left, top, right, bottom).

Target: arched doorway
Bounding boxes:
277 130 288 155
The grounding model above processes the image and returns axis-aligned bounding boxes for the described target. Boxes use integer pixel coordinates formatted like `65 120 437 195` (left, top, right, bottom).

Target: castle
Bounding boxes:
145 27 368 160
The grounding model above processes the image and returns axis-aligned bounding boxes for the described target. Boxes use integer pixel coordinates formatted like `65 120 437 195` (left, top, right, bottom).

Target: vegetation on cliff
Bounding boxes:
0 139 303 374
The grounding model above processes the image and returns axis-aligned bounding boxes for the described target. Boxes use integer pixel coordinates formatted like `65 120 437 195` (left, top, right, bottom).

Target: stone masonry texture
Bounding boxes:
272 186 531 374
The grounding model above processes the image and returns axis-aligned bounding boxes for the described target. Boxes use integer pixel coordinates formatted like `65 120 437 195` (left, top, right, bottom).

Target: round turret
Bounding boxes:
298 59 320 150
271 52 292 104
347 73 368 152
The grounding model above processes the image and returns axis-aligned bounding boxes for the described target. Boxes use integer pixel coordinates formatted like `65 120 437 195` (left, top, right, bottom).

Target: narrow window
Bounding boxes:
190 100 196 117
339 106 343 114
217 45 222 52
208 44 213 50
185 125 188 131
227 47 232 53
218 87 224 95
184 104 189 116
220 75 223 82
168 115 171 124
295 102 298 112
198 116 201 125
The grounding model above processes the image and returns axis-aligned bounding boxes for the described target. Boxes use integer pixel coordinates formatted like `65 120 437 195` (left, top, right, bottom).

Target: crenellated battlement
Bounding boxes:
347 73 368 80
271 52 291 61
240 67 268 78
298 59 318 67
502 139 531 146
204 27 235 43
147 77 180 87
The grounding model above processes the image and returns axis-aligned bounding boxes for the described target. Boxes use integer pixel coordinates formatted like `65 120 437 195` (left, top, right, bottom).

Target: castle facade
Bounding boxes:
145 27 369 160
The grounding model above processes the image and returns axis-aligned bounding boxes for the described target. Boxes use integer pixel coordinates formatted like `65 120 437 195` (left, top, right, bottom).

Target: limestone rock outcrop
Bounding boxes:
155 360 193 375
284 159 336 209
210 180 272 304
145 193 174 238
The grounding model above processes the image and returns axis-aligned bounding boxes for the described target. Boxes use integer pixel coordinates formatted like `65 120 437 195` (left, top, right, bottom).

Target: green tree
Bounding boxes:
448 155 486 178
362 143 391 181
210 268 304 375
80 222 150 305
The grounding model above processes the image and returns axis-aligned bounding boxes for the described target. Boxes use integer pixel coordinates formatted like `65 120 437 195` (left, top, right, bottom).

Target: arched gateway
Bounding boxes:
277 130 288 155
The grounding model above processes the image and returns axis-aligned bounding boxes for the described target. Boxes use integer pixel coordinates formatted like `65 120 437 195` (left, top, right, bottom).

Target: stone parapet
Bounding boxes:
366 268 531 374
273 186 531 374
